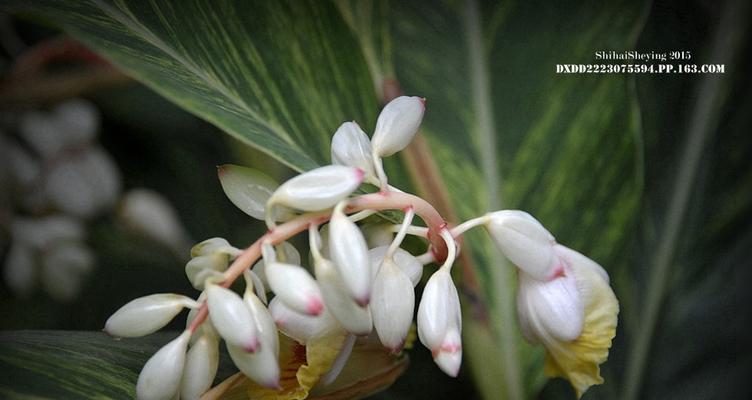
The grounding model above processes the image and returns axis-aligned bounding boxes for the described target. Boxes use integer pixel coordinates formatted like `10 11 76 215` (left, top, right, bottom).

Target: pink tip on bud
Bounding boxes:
388 340 406 354
419 97 426 107
243 337 261 353
355 295 370 308
306 297 325 316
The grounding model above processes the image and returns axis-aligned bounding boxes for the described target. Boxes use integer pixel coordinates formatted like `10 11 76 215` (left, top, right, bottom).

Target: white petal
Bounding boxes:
369 246 422 287
217 164 289 221
267 165 363 212
105 293 196 338
227 342 280 389
185 253 228 290
119 189 191 257
331 122 377 184
206 284 259 352
40 242 94 302
3 242 37 297
329 206 372 305
485 210 558 281
268 297 339 344
7 141 41 187
179 334 219 400
555 244 609 284
433 327 462 377
314 258 372 335
417 270 461 351
371 259 415 351
372 96 425 157
517 271 584 342
265 261 324 315
185 306 218 343
136 330 191 400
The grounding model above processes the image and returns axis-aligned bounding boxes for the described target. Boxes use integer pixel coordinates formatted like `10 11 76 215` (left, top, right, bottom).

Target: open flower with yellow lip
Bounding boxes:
486 210 619 398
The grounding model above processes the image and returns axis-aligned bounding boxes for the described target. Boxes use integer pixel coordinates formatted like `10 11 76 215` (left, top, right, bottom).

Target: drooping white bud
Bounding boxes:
39 242 94 302
372 96 426 157
179 333 219 400
206 284 259 352
417 270 462 359
516 268 584 343
267 165 363 213
12 215 84 250
485 210 559 281
217 164 291 221
331 122 378 184
3 242 36 297
268 297 339 344
119 188 192 258
371 258 415 352
45 147 121 218
53 99 100 146
264 261 324 315
136 330 191 400
190 237 241 258
417 270 463 377
252 241 300 291
227 341 280 390
329 203 372 305
369 246 422 287
105 293 197 338
185 253 228 290
19 111 68 160
433 327 462 377
313 256 373 335
244 285 279 356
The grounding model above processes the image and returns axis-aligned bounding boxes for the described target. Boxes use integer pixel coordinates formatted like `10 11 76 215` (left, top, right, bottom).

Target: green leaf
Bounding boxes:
0 331 235 399
5 0 379 172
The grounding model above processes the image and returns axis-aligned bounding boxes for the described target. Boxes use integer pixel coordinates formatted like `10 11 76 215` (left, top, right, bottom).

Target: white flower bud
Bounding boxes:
136 330 191 400
227 341 280 390
19 111 68 160
265 261 324 315
433 327 462 377
185 253 228 290
53 99 99 146
331 122 377 184
371 258 415 351
191 237 241 258
119 189 191 258
252 241 300 291
372 96 425 157
369 246 422 287
244 289 279 355
179 334 219 400
267 165 363 212
3 242 36 297
105 294 197 338
12 215 84 249
314 257 372 335
329 204 372 305
268 297 339 344
40 242 94 302
217 164 291 221
485 210 559 281
417 270 462 355
45 147 121 218
517 266 584 343
206 284 259 352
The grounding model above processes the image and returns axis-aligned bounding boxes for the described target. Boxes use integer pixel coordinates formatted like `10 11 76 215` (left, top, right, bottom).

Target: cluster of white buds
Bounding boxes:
108 95 617 399
1 99 118 301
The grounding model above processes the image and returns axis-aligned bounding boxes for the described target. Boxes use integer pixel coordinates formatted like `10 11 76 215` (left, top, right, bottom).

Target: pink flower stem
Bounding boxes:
188 190 449 333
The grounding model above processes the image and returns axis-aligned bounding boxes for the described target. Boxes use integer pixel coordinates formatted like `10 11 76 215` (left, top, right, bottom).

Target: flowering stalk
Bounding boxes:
107 95 618 400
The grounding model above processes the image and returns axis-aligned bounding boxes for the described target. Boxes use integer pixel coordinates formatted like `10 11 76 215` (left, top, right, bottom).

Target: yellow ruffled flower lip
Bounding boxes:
539 245 619 398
